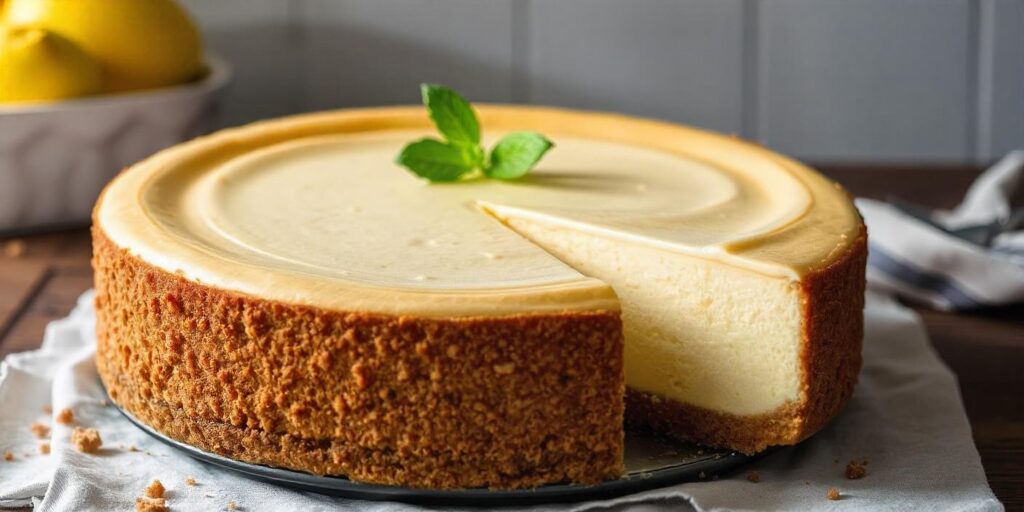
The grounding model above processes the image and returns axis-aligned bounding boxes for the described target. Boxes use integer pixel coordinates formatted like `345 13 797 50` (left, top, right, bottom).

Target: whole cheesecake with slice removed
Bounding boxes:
92 105 866 490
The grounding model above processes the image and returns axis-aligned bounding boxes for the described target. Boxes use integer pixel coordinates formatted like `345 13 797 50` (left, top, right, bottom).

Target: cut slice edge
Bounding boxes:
480 202 867 454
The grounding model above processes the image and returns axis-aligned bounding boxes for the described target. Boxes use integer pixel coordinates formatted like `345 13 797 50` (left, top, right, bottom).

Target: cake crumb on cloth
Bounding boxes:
30 422 50 438
135 496 167 512
55 408 74 425
846 460 867 479
71 427 102 453
145 479 165 498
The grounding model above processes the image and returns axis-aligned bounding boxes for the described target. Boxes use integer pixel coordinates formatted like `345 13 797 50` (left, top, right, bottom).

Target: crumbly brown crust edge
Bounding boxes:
92 227 625 490
626 225 868 454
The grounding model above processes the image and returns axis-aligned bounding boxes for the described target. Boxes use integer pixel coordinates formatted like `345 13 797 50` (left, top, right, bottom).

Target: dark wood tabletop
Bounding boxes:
1 165 1021 509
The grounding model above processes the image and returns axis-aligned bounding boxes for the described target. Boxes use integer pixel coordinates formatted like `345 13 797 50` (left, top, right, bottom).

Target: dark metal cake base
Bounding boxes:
116 404 759 506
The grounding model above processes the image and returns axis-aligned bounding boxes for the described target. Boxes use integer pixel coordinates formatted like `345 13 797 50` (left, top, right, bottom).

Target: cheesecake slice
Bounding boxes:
483 209 865 453
92 105 865 489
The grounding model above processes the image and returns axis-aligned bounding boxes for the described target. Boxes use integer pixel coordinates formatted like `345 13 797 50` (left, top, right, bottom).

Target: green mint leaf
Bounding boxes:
421 83 480 148
396 138 476 182
485 132 554 180
396 84 552 182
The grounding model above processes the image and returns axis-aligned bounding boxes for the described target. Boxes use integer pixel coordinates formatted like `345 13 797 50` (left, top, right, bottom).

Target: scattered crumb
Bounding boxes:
4 451 14 461
746 471 761 483
804 481 810 485
42 404 52 414
31 422 50 439
127 445 139 452
827 487 842 501
100 399 110 407
3 239 26 258
185 476 197 486
862 458 869 465
135 496 167 512
145 480 165 499
833 458 839 464
227 501 238 510
845 460 867 480
55 408 74 425
71 427 102 453
39 442 50 455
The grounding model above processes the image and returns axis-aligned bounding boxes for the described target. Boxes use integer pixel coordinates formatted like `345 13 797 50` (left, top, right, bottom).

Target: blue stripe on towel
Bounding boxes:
868 244 983 310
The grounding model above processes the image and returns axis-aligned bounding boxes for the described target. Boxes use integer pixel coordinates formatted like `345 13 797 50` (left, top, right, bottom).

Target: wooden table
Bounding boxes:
1 166 1021 509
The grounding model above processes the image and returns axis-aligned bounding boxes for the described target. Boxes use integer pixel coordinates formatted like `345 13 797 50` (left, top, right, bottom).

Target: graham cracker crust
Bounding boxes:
93 227 625 489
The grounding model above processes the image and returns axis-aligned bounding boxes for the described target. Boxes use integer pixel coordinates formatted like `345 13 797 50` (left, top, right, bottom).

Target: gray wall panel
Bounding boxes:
297 0 515 111
177 0 1019 163
979 0 1024 161
524 0 745 134
180 0 300 126
757 0 973 162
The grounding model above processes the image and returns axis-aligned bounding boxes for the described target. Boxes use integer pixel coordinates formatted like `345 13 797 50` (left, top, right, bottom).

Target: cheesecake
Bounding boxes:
92 106 866 489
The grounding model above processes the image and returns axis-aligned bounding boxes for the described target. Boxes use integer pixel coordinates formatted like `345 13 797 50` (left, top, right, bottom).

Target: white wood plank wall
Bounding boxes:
180 0 1023 164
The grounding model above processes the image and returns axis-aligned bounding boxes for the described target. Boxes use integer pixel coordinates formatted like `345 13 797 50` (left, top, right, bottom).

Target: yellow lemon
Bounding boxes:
0 25 102 103
4 0 202 92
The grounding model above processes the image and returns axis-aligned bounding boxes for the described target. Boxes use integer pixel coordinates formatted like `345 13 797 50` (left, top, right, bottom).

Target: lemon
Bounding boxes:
0 25 102 103
4 0 203 92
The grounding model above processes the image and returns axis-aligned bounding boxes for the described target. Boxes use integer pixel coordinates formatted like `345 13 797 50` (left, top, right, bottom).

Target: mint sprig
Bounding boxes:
396 84 553 182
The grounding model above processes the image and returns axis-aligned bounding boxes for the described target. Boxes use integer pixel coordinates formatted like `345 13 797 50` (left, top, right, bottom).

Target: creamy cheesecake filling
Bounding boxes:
489 215 803 415
97 106 861 318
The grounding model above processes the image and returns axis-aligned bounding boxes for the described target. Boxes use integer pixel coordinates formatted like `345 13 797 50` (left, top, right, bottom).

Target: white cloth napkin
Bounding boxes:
858 150 1024 310
0 289 1003 511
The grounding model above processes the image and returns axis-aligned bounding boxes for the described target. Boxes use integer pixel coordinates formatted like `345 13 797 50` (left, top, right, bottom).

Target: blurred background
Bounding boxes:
184 0 1023 165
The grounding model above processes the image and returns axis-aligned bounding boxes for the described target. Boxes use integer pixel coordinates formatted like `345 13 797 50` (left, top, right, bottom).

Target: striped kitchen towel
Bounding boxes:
857 150 1024 310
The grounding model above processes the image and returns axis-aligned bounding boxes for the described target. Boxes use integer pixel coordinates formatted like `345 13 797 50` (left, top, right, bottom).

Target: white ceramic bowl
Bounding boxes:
0 56 231 233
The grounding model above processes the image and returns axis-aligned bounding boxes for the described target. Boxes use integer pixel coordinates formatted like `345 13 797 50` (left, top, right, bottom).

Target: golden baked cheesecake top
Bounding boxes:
95 105 862 317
